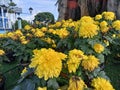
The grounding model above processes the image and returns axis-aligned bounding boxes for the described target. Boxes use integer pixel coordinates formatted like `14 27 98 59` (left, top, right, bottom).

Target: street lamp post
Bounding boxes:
29 7 33 24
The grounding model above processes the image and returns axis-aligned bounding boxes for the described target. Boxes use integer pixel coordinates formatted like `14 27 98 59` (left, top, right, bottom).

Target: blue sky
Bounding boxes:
13 0 58 21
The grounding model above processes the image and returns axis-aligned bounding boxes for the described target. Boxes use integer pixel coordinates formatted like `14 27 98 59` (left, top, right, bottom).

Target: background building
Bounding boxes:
0 0 12 33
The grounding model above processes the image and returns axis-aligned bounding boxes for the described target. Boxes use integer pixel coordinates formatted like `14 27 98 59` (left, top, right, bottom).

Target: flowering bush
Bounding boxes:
0 11 120 90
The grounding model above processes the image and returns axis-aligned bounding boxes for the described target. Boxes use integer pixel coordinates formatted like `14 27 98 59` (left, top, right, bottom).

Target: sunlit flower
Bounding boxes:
34 30 45 38
100 21 108 28
101 27 109 33
55 22 62 27
24 25 31 30
67 49 84 73
102 12 115 20
91 77 115 90
112 20 120 30
56 28 70 39
38 87 47 90
79 23 99 38
41 27 47 32
0 49 5 55
81 55 99 71
93 43 104 53
80 16 94 24
68 76 87 90
29 48 67 80
95 14 102 20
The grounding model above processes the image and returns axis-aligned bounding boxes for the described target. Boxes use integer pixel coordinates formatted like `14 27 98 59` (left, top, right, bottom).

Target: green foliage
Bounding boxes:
14 20 30 30
34 12 55 24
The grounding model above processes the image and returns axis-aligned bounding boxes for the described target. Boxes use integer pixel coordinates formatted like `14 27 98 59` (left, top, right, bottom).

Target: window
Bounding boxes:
0 18 3 27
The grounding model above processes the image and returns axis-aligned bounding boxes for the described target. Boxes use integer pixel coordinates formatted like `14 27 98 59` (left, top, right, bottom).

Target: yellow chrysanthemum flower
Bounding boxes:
80 16 94 24
102 12 115 20
112 20 120 30
67 49 85 73
0 49 5 55
29 48 67 80
100 21 108 28
55 22 62 27
41 27 47 32
69 49 84 59
95 14 102 20
81 55 99 71
79 23 99 38
91 77 115 90
68 76 87 90
24 25 31 30
56 28 70 39
14 30 23 37
93 43 104 53
34 30 45 38
7 32 17 40
38 87 47 90
101 27 109 33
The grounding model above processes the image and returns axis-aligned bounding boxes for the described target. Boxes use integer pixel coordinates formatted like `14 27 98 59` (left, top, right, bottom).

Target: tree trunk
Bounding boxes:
57 0 68 21
57 0 120 21
107 0 120 19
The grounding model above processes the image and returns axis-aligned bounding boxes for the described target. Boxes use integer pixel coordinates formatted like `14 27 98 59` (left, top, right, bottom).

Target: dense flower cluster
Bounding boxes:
68 76 87 90
112 20 120 30
81 55 99 71
67 49 84 73
91 77 115 90
102 11 115 20
29 48 67 80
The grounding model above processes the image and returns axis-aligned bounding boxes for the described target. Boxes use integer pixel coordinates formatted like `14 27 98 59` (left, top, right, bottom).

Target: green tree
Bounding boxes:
34 12 55 24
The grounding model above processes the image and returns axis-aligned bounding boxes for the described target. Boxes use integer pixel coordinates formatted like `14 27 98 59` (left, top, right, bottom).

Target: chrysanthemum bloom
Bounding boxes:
34 30 45 38
67 49 85 73
56 28 70 39
91 77 115 90
79 23 99 38
55 22 62 27
0 49 5 55
93 43 104 53
102 11 115 21
38 87 47 90
41 27 47 32
112 20 120 30
95 14 102 20
80 16 94 24
81 55 99 71
29 48 67 80
14 30 23 37
101 27 109 33
0 33 6 38
68 76 87 90
24 25 31 30
100 21 108 28
7 32 17 40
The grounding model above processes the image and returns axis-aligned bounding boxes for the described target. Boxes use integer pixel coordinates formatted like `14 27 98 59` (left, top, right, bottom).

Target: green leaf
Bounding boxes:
97 54 105 63
13 79 35 90
47 78 59 90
